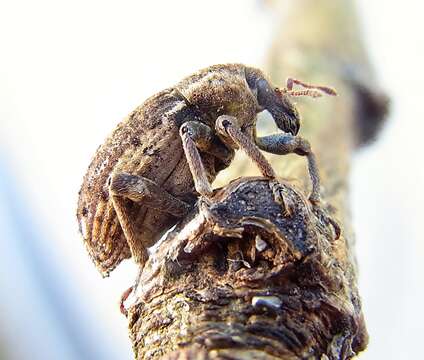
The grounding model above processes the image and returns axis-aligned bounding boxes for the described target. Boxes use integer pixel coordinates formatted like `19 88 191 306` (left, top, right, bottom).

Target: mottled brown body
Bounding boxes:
77 64 334 277
77 64 261 276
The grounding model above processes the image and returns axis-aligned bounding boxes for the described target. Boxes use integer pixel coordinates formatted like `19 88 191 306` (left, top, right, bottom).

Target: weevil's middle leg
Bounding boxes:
255 133 321 204
215 115 277 179
110 173 190 265
180 120 234 198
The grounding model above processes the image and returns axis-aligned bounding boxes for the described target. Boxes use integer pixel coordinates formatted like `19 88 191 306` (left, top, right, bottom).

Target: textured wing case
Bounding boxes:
77 89 192 276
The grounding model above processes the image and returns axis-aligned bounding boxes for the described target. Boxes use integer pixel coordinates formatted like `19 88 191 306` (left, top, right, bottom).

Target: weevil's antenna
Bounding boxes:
286 77 338 96
276 78 338 99
284 89 323 98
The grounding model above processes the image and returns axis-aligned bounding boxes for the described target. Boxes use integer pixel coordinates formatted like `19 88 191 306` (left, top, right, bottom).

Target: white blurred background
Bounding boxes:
0 1 422 359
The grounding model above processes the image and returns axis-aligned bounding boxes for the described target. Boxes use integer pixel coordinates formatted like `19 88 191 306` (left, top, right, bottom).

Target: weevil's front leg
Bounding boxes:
215 115 293 215
181 121 234 168
180 121 233 198
255 133 321 203
215 115 277 179
109 173 191 265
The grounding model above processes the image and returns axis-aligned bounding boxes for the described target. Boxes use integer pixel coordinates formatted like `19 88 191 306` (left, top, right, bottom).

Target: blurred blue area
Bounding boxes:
0 157 119 360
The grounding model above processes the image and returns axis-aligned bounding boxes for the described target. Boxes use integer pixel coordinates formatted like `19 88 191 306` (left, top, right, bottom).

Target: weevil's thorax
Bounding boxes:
176 64 258 130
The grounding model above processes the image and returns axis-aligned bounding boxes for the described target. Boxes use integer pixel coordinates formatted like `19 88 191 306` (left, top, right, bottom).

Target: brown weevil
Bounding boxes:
77 64 336 277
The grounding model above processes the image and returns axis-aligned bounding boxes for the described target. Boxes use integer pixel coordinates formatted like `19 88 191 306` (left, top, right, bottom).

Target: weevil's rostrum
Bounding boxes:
77 64 336 276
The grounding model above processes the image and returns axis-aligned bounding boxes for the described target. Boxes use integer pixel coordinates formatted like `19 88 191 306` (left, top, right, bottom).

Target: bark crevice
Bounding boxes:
127 178 367 359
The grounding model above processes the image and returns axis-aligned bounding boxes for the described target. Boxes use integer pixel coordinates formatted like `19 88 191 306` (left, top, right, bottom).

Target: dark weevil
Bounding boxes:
77 63 336 280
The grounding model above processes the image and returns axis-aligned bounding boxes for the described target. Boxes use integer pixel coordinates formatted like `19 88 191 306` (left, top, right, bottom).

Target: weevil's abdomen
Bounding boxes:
176 64 258 127
77 88 194 276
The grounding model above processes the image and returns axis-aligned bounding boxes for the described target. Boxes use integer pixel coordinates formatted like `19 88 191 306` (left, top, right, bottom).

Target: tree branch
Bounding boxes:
125 1 388 359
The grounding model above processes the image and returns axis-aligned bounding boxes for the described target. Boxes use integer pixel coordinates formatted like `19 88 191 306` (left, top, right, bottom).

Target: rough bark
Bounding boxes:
126 0 388 359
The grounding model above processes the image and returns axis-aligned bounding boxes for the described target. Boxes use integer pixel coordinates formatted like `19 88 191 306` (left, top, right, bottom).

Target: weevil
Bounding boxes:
77 64 336 277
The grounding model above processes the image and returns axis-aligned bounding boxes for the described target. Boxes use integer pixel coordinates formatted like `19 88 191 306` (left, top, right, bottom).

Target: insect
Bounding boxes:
77 64 336 277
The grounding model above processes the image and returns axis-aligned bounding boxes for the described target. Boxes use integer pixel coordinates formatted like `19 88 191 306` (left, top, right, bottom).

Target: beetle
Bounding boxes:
77 63 336 277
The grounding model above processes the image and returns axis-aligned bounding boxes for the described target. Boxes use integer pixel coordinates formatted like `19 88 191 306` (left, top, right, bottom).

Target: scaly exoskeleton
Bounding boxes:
77 64 336 277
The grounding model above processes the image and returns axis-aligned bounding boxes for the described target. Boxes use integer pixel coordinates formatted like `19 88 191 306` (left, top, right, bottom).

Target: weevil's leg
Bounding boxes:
215 115 277 179
181 121 234 168
179 121 216 198
119 285 133 317
215 115 292 215
269 180 294 217
312 206 341 240
255 133 321 203
110 173 190 216
111 195 147 265
256 133 341 239
110 173 191 264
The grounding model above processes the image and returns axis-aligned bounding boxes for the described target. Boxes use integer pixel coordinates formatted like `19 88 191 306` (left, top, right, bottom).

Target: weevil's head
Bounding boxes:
255 78 301 135
246 67 336 136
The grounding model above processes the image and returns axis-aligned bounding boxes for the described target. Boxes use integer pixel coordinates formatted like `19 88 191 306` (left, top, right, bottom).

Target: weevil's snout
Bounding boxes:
252 73 337 136
256 78 301 135
287 111 300 136
271 93 301 136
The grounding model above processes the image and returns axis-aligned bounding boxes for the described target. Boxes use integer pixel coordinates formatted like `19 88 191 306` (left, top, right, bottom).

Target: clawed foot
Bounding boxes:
270 181 293 217
119 286 134 317
198 190 215 207
309 197 341 240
